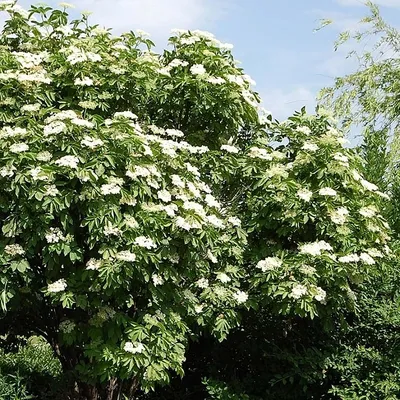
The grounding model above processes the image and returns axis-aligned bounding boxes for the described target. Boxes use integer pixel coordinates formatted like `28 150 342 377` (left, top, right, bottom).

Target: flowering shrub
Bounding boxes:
0 1 254 397
202 110 391 319
0 1 392 398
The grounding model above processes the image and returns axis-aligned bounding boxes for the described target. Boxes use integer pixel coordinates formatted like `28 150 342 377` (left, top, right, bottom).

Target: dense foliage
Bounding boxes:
0 1 399 399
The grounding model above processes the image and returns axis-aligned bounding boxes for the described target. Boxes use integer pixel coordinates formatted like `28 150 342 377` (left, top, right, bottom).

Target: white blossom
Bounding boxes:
248 147 272 160
314 287 326 303
206 215 225 228
216 272 231 283
47 279 67 293
359 252 375 265
297 188 312 202
55 155 79 169
164 204 178 217
233 290 248 304
101 183 121 195
296 126 311 135
44 121 67 136
319 187 337 197
359 206 377 218
290 284 307 299
196 278 209 288
135 236 156 249
299 265 316 275
256 257 282 272
0 165 16 177
185 163 200 176
206 76 226 85
157 189 171 202
330 207 349 225
71 118 95 129
165 128 184 137
81 136 104 148
86 258 102 270
207 250 217 263
338 254 360 263
59 2 75 8
299 241 333 256
4 244 25 256
221 144 239 153
104 224 121 236
74 76 94 86
168 59 189 68
302 142 319 152
194 304 204 313
205 194 221 209
116 251 136 262
190 64 207 76
46 228 67 243
171 174 185 188
21 103 41 112
333 152 349 163
228 216 241 227
114 111 138 120
124 341 145 354
9 143 29 153
36 151 52 161
44 185 59 197
152 274 164 286
360 179 378 192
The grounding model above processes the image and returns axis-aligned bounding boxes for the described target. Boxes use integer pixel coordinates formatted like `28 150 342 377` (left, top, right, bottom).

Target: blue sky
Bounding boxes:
13 0 400 119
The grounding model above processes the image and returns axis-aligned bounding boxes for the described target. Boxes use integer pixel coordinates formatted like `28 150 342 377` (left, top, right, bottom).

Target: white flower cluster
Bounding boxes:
319 187 337 197
248 147 272 160
297 188 312 202
233 290 248 304
4 244 25 256
55 155 80 169
47 278 67 293
45 227 66 243
18 71 51 84
152 274 164 286
9 142 29 153
21 103 41 113
12 51 49 69
290 283 307 299
124 341 145 354
302 142 319 152
0 126 27 138
221 144 239 154
330 207 349 225
45 184 59 197
114 111 138 120
116 250 136 262
65 46 102 65
299 240 333 256
256 256 282 272
81 136 103 149
101 183 122 195
74 76 94 86
190 64 207 76
196 278 209 288
135 236 156 249
86 258 103 270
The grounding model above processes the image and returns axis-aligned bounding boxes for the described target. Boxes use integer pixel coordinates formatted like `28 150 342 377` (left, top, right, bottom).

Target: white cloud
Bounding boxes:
260 87 316 120
336 0 400 7
69 0 227 41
